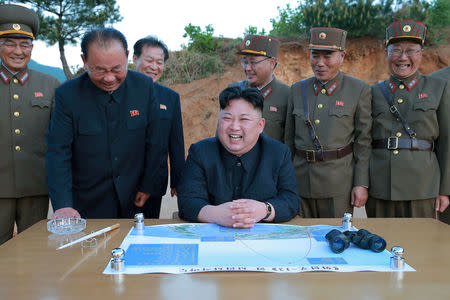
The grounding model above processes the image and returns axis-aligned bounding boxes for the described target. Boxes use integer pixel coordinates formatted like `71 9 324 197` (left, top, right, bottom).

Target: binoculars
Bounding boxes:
325 229 386 253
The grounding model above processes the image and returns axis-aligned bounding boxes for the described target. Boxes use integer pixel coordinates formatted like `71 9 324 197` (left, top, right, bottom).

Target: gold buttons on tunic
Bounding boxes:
321 89 327 94
13 94 19 100
393 150 399 155
15 146 21 151
396 132 402 137
314 119 320 125
14 129 21 135
14 112 20 117
317 104 323 109
397 98 404 104
399 84 405 90
13 79 19 84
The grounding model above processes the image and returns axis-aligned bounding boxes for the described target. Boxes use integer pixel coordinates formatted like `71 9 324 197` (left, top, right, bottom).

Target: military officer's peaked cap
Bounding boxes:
0 4 39 39
237 35 280 58
386 20 426 46
308 28 347 51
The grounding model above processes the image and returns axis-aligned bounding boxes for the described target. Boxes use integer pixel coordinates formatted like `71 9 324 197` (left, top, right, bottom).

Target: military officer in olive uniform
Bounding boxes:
430 66 450 81
229 35 289 142
430 66 450 224
0 5 60 244
285 28 372 218
367 21 449 218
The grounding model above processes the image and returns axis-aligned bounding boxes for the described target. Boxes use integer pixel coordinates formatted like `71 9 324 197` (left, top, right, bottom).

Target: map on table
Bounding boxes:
102 223 415 274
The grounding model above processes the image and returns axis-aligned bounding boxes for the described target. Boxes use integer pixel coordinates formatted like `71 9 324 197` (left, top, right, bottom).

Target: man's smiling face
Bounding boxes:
387 41 423 79
217 99 265 157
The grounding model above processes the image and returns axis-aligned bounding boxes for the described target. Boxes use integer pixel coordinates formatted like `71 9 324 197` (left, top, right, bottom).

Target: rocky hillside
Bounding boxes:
170 37 450 152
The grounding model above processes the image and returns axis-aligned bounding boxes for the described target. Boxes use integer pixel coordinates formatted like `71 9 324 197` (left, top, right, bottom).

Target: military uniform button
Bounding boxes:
14 112 20 117
321 89 326 94
399 84 405 90
393 150 399 155
397 98 404 104
15 146 21 151
13 94 19 100
396 132 402 137
317 104 323 109
13 79 19 84
14 129 21 135
314 119 320 124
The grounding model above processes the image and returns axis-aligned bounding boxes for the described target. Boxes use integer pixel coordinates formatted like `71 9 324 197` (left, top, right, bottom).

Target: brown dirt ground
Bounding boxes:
170 37 449 153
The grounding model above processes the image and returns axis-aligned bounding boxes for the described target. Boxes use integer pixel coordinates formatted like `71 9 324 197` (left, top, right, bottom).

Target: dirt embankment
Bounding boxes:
170 37 450 152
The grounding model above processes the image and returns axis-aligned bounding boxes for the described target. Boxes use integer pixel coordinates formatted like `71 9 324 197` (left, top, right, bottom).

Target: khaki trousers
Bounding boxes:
0 196 49 245
301 195 352 218
366 196 434 218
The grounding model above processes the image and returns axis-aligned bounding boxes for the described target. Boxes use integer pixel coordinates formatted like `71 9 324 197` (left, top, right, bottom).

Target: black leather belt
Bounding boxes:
296 143 353 162
372 137 433 151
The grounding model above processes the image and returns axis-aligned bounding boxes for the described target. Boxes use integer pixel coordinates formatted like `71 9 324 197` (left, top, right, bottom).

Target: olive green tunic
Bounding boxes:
229 76 289 142
430 66 450 80
369 72 450 203
285 72 372 206
0 66 60 198
285 72 372 201
429 66 450 223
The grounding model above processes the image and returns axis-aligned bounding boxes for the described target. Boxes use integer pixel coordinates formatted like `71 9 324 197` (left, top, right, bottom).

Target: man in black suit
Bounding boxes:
178 87 300 228
46 28 161 219
133 36 185 218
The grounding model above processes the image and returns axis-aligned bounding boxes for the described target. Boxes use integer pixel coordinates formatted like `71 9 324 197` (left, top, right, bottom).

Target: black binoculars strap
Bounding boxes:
377 81 417 138
301 80 323 150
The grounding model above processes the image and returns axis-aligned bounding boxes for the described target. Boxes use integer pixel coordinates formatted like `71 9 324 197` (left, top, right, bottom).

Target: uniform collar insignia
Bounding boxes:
261 86 272 99
313 80 319 95
326 80 338 96
0 70 10 84
314 79 338 96
389 74 418 92
388 79 397 93
18 70 29 85
406 76 417 91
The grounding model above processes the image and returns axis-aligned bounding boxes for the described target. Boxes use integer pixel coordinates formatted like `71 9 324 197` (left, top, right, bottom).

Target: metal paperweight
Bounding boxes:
111 248 125 272
134 213 144 230
342 213 352 230
47 218 86 235
390 246 405 270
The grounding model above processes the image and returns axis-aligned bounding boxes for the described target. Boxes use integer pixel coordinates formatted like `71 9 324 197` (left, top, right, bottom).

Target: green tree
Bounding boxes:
183 23 221 54
427 0 450 43
270 0 395 38
300 0 394 38
9 0 122 79
243 26 267 36
270 4 304 37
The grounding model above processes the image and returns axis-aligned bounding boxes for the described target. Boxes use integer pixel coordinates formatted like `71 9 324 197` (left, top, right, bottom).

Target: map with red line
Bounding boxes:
103 223 415 274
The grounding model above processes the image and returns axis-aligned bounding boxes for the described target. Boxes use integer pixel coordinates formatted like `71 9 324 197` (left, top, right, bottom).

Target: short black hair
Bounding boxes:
133 36 169 61
81 28 128 60
219 87 264 113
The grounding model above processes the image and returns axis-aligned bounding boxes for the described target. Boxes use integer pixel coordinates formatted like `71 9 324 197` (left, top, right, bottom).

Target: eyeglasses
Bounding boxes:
388 48 422 58
87 65 125 76
240 57 271 68
0 41 33 51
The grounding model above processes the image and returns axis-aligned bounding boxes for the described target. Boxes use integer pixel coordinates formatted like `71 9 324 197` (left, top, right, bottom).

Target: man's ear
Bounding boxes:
259 117 266 133
132 54 138 66
271 57 278 70
81 54 87 70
